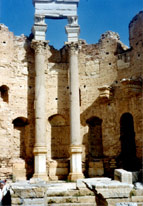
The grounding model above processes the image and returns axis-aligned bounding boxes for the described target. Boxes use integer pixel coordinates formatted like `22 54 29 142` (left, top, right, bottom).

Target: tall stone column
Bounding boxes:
31 40 48 181
68 43 84 181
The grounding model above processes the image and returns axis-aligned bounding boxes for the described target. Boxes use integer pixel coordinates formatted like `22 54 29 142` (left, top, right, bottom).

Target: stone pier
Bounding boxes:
31 40 48 181
68 43 84 181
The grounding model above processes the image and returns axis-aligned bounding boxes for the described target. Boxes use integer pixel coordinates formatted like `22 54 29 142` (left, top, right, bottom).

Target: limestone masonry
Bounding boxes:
0 11 143 182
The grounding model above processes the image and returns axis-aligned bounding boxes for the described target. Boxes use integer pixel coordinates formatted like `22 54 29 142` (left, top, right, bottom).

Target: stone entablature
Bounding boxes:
32 0 80 41
33 0 79 18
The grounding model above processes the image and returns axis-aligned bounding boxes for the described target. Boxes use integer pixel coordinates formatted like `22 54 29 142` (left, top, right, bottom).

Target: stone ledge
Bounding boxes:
77 177 111 188
132 196 143 202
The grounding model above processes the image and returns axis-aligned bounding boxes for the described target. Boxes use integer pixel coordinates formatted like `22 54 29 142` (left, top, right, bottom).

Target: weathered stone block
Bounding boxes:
12 197 23 205
96 181 133 198
116 203 137 206
131 196 143 202
11 182 47 206
114 169 133 184
23 198 46 206
76 177 111 188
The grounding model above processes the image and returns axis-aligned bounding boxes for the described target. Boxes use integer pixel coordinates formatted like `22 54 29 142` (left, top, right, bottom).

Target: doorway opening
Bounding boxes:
119 113 137 171
86 116 104 177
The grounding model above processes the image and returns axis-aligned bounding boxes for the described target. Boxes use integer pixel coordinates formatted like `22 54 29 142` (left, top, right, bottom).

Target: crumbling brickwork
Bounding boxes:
0 11 142 180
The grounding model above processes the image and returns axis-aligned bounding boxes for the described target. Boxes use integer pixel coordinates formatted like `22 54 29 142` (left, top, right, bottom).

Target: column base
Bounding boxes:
68 145 84 181
32 173 49 182
33 146 48 182
68 172 84 181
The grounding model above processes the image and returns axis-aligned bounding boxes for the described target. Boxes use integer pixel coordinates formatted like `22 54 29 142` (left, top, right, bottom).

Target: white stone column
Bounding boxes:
31 40 48 181
68 43 84 181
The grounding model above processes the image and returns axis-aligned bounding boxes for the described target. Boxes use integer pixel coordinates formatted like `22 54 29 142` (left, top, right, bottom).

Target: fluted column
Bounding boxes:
31 40 48 181
68 43 84 181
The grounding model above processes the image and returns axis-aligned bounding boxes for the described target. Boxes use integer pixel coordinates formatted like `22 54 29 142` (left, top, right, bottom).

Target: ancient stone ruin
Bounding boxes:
0 0 143 205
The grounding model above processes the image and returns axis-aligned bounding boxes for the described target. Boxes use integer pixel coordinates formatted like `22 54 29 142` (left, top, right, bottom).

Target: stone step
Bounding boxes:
132 196 143 202
47 204 97 206
137 203 143 206
47 196 95 204
47 182 76 191
47 189 94 197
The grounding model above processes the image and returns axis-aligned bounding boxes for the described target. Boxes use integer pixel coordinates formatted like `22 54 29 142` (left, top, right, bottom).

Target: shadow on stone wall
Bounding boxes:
24 39 35 179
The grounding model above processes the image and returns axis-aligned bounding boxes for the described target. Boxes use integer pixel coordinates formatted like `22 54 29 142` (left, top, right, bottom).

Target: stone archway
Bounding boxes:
12 117 29 159
86 116 103 159
48 114 70 180
119 113 137 171
12 117 29 180
49 114 70 159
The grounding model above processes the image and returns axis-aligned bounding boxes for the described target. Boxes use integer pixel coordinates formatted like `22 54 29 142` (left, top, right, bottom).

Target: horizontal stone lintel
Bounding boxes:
35 3 77 9
35 2 78 17
35 10 77 18
33 0 79 4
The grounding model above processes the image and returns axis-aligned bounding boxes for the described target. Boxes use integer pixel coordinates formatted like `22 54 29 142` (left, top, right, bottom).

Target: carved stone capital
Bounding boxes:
67 16 78 26
31 40 49 54
34 15 46 25
66 42 79 55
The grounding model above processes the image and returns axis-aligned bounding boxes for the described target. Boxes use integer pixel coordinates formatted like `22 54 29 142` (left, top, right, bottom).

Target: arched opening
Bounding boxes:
0 85 9 103
12 117 29 159
49 114 70 159
86 117 103 158
48 114 70 180
119 113 137 171
12 117 30 180
86 116 104 177
12 117 29 127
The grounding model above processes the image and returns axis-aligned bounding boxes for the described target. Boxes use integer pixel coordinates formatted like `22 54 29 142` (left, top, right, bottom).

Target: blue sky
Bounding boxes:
0 0 143 49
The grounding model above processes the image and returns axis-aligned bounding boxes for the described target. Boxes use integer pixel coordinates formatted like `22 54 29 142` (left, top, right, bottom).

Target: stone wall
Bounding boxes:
0 11 142 180
0 24 35 179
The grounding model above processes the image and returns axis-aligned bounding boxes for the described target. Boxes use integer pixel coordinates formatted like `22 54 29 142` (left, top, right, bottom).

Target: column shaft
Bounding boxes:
31 40 48 181
35 49 46 147
69 45 81 145
68 44 84 181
